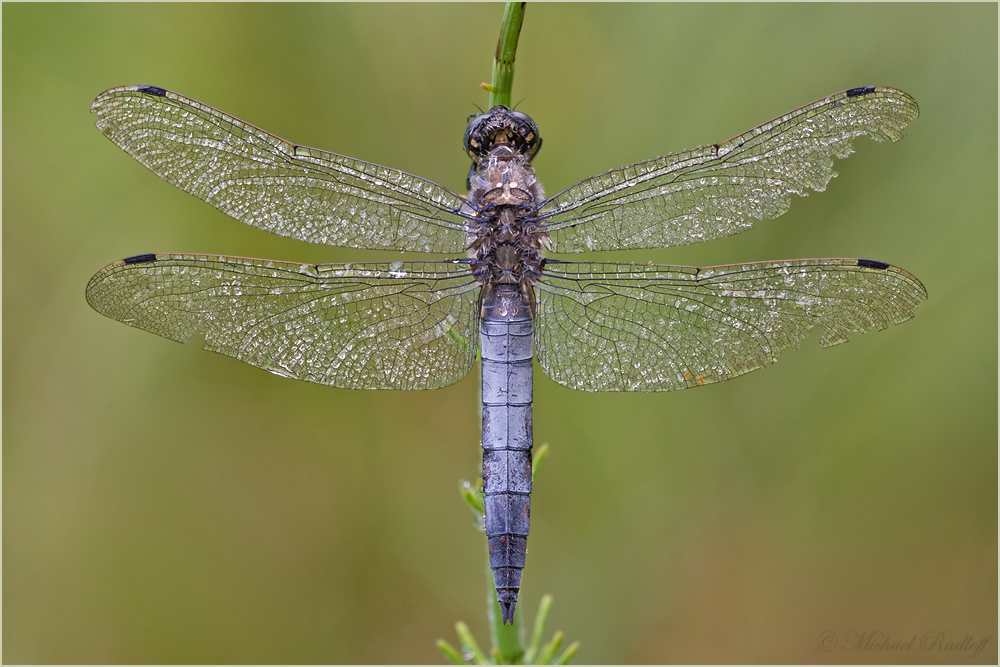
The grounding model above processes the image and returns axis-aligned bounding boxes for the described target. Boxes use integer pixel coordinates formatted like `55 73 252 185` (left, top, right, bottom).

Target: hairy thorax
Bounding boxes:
464 144 549 301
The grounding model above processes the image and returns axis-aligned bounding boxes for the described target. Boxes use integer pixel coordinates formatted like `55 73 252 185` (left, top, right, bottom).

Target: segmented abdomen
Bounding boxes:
480 284 533 624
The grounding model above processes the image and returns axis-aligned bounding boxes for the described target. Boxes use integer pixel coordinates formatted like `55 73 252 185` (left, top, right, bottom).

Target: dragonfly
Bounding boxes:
86 84 925 624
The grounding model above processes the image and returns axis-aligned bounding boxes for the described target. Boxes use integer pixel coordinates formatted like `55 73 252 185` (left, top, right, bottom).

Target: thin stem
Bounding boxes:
556 642 581 665
456 622 489 665
488 2 525 110
437 639 467 665
524 594 552 663
537 631 564 665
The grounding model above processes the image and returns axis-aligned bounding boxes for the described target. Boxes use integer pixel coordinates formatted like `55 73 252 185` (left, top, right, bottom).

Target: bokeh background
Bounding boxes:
4 3 996 664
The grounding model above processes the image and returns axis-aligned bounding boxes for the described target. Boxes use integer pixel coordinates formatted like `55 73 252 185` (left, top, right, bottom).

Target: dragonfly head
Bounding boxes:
464 106 542 165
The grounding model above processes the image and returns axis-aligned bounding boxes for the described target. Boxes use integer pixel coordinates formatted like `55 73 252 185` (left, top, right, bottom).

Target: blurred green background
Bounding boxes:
4 3 996 664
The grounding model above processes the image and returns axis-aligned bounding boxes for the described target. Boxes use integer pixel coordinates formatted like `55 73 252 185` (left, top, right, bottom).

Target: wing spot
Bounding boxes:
123 253 158 265
846 86 877 98
136 86 167 97
857 258 890 270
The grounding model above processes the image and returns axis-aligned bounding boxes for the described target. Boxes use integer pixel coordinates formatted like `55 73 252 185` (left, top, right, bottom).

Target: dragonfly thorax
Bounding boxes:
466 141 548 299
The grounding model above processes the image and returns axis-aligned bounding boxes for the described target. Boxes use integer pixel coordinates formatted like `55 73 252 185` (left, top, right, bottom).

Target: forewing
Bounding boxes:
86 255 480 390
91 86 472 253
538 87 919 252
535 259 926 391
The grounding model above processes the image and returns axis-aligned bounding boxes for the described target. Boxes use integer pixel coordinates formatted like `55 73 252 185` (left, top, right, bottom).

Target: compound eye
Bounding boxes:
511 111 542 160
463 112 490 160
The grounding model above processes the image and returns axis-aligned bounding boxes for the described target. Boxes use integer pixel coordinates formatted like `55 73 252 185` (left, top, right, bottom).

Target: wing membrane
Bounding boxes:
535 259 926 391
91 86 472 253
86 255 480 390
538 87 919 252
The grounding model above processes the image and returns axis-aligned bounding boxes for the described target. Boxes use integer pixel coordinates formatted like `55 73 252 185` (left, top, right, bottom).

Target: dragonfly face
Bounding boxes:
464 105 543 164
464 105 542 192
86 84 926 624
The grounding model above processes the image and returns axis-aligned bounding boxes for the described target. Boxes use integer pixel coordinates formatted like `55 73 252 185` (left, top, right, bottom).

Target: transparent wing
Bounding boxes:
534 258 926 391
86 254 480 390
537 87 919 252
91 86 473 253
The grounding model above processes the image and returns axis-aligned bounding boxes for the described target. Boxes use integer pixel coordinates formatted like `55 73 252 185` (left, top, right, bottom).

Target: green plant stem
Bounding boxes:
488 2 525 109
437 639 466 665
456 622 489 665
524 594 552 663
556 641 581 664
537 631 563 664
